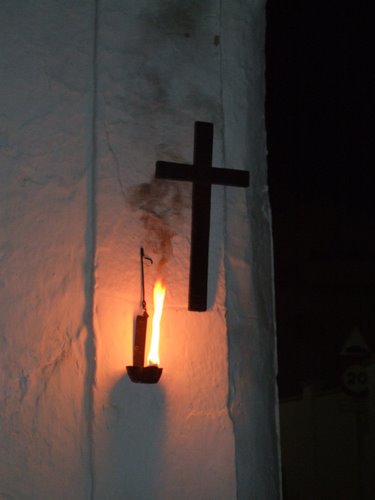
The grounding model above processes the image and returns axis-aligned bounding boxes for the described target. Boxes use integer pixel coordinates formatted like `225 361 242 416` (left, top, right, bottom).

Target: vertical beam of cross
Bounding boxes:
155 122 249 311
189 122 213 311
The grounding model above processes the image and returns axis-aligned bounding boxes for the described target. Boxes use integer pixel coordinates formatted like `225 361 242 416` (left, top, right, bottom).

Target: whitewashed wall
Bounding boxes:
0 1 93 498
0 1 280 499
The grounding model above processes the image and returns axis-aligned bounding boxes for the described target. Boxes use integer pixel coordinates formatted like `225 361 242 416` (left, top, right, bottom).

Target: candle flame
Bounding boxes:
147 280 166 366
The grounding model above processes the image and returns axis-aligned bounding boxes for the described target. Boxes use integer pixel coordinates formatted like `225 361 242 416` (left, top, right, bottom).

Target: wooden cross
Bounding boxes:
155 122 249 311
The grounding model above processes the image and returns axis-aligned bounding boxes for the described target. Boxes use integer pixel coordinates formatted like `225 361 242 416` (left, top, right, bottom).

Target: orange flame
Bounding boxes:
147 280 166 366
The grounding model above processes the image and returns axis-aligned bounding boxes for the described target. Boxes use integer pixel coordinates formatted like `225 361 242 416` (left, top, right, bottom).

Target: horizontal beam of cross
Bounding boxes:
156 161 249 187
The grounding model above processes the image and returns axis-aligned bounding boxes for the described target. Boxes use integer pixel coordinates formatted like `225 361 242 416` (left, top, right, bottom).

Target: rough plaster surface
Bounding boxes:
0 1 93 498
0 1 280 499
221 2 281 497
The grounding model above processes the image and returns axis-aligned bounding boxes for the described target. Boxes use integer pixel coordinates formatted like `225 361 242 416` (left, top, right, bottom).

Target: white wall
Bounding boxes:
0 1 93 498
0 1 279 499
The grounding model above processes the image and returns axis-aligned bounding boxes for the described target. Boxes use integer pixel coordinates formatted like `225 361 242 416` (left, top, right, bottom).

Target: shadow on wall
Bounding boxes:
100 374 166 499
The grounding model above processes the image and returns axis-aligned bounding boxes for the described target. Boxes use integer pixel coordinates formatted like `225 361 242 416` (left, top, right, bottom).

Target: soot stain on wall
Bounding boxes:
143 0 212 36
128 179 190 273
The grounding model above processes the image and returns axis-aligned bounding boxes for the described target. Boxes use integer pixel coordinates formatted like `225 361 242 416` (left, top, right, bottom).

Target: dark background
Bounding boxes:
266 1 374 398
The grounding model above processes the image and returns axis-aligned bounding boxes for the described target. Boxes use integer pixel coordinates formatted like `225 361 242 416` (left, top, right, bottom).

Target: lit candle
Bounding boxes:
147 280 166 367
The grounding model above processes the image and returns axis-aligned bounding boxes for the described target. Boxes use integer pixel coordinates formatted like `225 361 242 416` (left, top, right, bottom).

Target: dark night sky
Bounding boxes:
266 2 374 397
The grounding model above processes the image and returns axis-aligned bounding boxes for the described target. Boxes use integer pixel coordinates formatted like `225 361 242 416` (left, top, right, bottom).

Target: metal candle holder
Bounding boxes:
126 248 163 384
